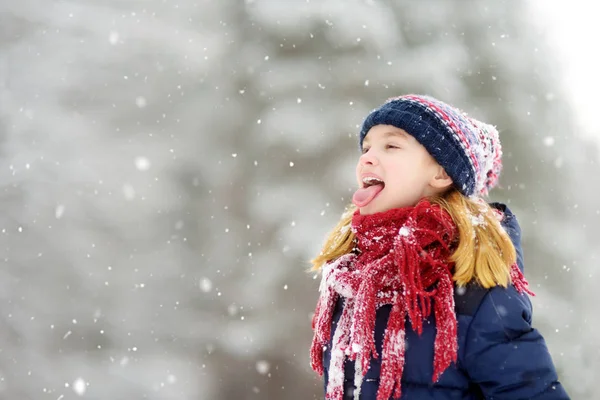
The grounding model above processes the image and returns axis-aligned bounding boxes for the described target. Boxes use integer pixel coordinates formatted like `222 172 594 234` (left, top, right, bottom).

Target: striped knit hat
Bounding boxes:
359 94 502 197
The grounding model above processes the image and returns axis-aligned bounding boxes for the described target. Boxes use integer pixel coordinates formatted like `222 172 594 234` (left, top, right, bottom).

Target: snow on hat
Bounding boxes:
359 94 502 197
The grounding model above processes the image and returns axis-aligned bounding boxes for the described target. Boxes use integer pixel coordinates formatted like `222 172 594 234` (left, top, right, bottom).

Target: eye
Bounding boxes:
386 144 401 150
361 147 370 154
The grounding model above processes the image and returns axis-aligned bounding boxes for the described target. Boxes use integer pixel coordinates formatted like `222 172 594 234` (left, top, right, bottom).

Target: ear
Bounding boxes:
429 166 453 190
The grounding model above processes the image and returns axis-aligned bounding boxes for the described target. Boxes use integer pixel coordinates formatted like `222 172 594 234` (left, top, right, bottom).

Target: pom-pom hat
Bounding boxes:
359 94 502 197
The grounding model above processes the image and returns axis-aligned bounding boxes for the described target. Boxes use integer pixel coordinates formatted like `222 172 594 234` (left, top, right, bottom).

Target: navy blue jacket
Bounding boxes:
323 204 570 399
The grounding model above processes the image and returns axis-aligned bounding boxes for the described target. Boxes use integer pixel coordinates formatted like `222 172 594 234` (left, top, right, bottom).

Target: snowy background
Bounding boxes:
1 0 599 399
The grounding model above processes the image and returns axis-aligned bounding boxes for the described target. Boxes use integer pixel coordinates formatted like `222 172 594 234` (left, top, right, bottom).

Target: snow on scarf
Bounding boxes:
310 199 531 400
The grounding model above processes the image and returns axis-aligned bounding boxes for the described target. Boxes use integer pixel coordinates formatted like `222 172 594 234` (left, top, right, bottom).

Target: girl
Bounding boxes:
309 95 570 400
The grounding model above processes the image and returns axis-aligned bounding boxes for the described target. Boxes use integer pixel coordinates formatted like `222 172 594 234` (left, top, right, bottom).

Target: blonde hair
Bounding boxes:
310 189 516 288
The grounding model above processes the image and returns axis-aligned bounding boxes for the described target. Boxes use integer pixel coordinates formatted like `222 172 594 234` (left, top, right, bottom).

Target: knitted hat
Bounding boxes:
359 94 502 197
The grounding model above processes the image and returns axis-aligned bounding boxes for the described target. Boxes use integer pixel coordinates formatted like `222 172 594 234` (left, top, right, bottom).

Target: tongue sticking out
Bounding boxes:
352 184 384 208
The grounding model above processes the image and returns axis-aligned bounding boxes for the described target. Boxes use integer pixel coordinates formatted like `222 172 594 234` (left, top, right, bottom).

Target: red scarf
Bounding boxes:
310 200 531 400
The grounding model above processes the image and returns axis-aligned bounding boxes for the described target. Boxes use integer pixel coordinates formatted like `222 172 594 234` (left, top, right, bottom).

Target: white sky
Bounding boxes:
528 1 600 141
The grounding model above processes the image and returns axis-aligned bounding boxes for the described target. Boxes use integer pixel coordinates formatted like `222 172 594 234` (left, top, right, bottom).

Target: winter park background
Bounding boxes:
1 1 600 399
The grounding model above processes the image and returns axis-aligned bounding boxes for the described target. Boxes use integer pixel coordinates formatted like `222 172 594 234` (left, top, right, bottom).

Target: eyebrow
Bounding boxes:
363 130 410 144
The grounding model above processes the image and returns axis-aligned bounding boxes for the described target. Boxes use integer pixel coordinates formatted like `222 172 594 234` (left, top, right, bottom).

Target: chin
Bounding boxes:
358 203 388 215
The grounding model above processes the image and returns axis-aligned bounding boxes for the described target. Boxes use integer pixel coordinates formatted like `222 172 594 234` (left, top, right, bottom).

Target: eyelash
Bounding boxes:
362 144 401 154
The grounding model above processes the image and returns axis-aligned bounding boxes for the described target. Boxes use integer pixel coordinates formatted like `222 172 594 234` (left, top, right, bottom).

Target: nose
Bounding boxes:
359 148 378 166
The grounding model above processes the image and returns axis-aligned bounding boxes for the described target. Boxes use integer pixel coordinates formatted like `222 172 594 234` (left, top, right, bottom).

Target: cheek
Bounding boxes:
387 166 426 190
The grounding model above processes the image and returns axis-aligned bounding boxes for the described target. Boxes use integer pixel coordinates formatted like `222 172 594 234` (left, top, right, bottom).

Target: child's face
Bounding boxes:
355 125 450 215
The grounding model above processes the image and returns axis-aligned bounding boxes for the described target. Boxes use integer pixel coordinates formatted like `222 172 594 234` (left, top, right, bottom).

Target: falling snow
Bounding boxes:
108 31 119 44
134 157 151 171
256 360 270 375
200 278 213 293
72 378 86 395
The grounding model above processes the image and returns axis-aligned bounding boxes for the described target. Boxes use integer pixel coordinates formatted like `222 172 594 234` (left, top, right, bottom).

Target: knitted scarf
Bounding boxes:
310 200 532 400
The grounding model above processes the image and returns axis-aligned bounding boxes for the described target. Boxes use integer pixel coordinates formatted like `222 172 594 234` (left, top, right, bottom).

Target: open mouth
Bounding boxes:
362 176 385 189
